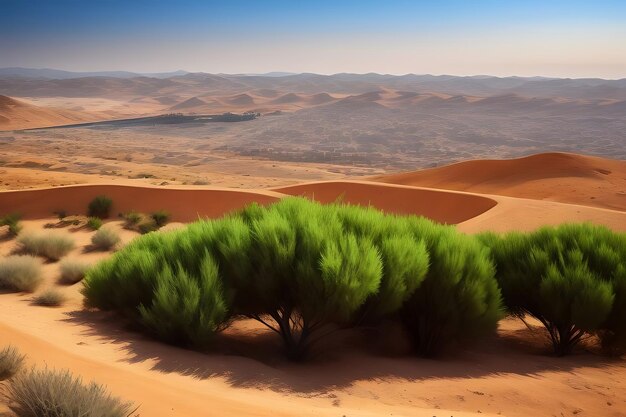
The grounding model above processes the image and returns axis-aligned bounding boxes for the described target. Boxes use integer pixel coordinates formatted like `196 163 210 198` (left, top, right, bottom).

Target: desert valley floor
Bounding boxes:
0 151 625 417
1 72 626 416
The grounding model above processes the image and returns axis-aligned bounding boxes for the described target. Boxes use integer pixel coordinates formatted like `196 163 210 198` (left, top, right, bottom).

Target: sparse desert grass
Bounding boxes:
88 195 113 219
3 367 138 417
0 346 26 381
33 289 67 307
91 227 121 251
0 255 42 292
123 211 142 229
87 216 103 230
17 231 75 261
59 258 91 284
137 219 159 234
150 210 170 227
0 213 22 237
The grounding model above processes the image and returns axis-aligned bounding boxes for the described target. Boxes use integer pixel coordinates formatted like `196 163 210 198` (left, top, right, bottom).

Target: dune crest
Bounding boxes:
374 152 626 211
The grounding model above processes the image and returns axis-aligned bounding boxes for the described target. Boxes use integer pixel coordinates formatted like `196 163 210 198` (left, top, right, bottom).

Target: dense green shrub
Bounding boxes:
0 255 43 292
235 199 384 359
138 255 229 347
17 231 75 261
91 227 121 251
151 210 170 227
88 195 113 219
59 258 91 284
0 346 25 381
399 221 503 356
0 213 22 237
480 224 626 356
84 197 505 360
87 216 103 230
4 367 138 417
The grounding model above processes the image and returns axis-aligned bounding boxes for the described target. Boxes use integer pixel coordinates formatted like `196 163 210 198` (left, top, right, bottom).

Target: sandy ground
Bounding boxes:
0 154 625 416
374 152 626 211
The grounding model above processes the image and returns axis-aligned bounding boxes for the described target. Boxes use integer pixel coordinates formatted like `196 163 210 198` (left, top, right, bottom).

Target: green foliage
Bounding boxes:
4 367 138 417
17 231 75 261
83 197 508 360
481 224 626 356
59 258 91 285
0 346 25 381
0 213 22 237
88 195 113 219
400 223 503 356
91 227 121 251
0 255 42 292
87 216 103 230
138 255 229 347
151 210 170 227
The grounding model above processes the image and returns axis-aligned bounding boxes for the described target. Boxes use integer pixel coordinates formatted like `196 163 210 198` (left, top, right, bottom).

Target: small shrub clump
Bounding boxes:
91 227 121 251
87 216 103 230
59 258 91 285
0 213 22 237
17 231 75 261
33 289 67 307
4 367 138 417
0 346 26 380
123 211 142 229
0 255 43 292
151 210 170 227
87 195 113 219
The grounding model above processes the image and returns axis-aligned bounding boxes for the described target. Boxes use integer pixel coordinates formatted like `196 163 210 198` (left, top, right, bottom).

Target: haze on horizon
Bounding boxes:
2 0 626 79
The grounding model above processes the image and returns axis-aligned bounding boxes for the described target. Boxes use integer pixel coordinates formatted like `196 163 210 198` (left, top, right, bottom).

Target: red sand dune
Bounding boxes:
274 180 497 224
373 152 626 211
0 184 282 221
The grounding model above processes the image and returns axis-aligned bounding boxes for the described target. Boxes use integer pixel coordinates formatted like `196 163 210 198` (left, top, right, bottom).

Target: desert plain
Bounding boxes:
0 70 625 416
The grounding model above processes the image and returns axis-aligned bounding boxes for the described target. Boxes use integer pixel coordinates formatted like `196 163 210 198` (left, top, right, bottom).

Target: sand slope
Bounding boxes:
373 153 626 211
0 184 283 221
0 95 98 130
274 180 497 224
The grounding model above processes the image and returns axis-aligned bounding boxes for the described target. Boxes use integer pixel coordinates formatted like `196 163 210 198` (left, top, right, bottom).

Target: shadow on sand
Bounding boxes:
62 309 619 396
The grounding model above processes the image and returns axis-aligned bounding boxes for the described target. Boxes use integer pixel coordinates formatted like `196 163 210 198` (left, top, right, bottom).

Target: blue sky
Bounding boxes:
1 0 625 78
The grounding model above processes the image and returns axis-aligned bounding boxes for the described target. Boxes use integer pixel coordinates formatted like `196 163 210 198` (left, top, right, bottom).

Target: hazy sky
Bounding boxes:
2 0 625 78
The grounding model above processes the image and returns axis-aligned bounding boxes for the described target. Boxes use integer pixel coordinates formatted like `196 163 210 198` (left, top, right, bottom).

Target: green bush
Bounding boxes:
0 346 25 381
138 255 229 347
59 258 91 285
17 231 75 261
399 221 503 356
238 200 384 359
4 367 138 417
151 210 170 227
91 227 121 251
33 289 67 307
87 216 103 230
0 255 43 292
88 195 113 219
480 224 626 356
0 213 22 237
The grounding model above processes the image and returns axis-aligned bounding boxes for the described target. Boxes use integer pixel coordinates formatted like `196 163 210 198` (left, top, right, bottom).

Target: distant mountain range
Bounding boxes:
0 67 190 79
1 68 625 100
